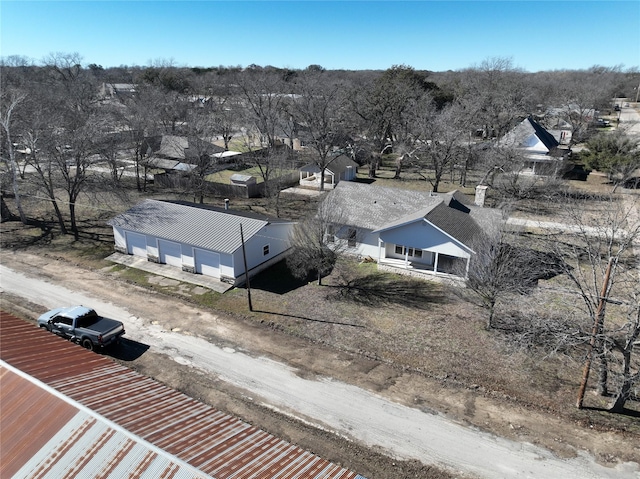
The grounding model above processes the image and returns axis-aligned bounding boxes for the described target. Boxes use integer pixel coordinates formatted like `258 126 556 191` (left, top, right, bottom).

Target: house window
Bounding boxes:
395 245 423 258
348 229 357 247
263 244 270 256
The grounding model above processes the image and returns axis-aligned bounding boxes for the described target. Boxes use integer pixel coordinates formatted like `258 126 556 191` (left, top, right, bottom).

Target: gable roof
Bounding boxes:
425 202 482 246
499 116 559 154
329 182 501 248
144 135 225 161
108 200 291 254
329 182 442 231
0 312 361 479
300 153 359 175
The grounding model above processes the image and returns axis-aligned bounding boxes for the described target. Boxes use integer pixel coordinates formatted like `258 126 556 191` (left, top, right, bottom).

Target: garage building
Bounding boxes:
108 199 295 285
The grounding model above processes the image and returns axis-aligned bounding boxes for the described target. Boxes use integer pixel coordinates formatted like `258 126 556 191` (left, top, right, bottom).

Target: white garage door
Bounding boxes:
194 249 220 278
126 232 147 257
158 240 182 267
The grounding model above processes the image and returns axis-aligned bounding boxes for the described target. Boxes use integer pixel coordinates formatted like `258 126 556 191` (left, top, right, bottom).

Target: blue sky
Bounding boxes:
1 1 638 72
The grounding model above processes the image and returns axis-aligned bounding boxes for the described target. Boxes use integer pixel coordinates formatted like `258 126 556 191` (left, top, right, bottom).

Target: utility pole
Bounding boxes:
239 224 253 312
576 257 614 409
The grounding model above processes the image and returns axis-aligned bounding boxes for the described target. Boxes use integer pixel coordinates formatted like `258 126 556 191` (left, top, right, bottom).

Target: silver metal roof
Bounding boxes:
108 200 288 255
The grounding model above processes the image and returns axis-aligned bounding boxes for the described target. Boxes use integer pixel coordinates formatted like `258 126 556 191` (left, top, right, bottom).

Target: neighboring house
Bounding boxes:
499 116 570 175
142 135 234 186
108 199 295 285
100 82 136 99
299 153 358 190
325 182 502 280
143 135 227 165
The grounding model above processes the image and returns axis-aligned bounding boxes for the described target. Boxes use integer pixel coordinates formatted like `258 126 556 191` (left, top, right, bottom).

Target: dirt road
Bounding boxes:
1 253 638 479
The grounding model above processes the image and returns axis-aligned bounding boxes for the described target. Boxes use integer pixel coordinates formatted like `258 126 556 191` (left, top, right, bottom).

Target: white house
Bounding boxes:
299 153 358 190
108 199 295 285
326 182 502 279
499 116 569 175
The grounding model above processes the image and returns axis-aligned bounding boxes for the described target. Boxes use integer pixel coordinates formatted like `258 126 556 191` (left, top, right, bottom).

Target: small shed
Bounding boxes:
230 173 257 186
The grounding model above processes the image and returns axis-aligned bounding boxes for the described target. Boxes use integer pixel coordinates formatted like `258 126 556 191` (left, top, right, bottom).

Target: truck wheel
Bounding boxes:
39 324 50 332
81 338 94 351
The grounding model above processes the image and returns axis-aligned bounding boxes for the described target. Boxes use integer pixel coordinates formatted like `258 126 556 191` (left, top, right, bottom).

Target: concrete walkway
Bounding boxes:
106 253 234 294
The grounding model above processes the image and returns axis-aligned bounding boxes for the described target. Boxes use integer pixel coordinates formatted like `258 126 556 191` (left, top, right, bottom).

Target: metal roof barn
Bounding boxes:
0 312 366 479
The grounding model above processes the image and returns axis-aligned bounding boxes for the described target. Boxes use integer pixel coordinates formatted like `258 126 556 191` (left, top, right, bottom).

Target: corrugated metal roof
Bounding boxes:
1 365 212 479
0 312 363 479
108 200 290 255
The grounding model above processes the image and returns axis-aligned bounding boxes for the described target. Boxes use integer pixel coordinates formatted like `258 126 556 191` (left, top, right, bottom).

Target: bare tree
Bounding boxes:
456 57 532 140
553 67 617 145
546 193 640 407
288 70 348 191
405 101 471 192
286 193 348 285
607 291 640 412
236 67 288 148
0 89 28 223
118 84 162 192
456 227 548 329
349 65 437 154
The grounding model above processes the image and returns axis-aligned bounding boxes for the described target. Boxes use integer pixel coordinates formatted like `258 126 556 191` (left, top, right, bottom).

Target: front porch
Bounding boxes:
299 170 336 190
376 257 466 285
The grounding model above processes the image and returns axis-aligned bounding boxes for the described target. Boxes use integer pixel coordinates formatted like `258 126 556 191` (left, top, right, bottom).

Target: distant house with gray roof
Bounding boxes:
108 199 295 285
326 182 502 280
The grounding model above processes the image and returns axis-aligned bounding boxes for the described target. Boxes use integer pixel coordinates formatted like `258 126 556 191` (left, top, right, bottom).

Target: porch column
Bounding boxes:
433 252 439 274
465 256 470 279
404 249 409 269
377 238 383 262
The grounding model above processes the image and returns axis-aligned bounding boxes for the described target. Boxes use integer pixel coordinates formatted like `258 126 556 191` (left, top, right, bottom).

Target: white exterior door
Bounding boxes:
158 240 182 267
194 249 220 278
126 232 147 257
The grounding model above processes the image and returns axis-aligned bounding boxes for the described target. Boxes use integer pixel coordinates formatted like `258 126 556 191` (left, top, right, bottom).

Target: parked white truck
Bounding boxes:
37 305 125 351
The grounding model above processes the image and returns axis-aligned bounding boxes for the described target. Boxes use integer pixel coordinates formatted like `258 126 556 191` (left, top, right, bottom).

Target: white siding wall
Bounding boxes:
241 223 293 275
380 221 471 259
113 227 126 249
332 221 472 261
113 223 294 283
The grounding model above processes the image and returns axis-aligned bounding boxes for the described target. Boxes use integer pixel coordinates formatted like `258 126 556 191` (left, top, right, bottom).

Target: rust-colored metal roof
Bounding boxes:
0 312 365 479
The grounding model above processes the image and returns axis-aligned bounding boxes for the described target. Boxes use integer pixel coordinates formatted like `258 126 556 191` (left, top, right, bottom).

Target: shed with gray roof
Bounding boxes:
326 182 502 279
108 199 295 285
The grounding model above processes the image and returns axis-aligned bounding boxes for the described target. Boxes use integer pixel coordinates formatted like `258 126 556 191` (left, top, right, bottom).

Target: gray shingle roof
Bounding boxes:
425 203 482 247
108 200 289 254
329 182 501 249
329 182 442 230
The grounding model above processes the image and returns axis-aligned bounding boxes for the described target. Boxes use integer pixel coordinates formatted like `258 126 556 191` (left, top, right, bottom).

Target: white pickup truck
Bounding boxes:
37 306 125 351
